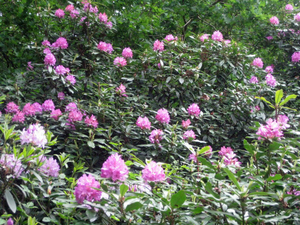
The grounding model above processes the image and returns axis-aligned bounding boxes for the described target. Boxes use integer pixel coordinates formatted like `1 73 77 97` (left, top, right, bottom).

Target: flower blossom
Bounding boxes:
98 12 108 23
136 116 151 130
55 65 67 75
20 123 47 148
164 34 177 41
183 130 196 141
142 161 165 183
256 118 287 140
42 40 51 46
32 102 43 114
65 102 77 112
68 110 83 123
295 13 300 22
219 146 241 167
252 57 263 68
155 108 170 124
211 31 223 41
42 99 55 111
66 75 76 85
105 21 113 29
266 36 273 40
70 10 80 19
122 47 133 58
265 74 276 87
200 34 209 42
114 57 127 67
116 84 128 97
43 48 51 54
84 115 98 128
277 114 290 129
187 103 200 116
12 111 25 123
182 119 191 129
58 92 65 100
27 61 33 71
0 154 24 178
265 66 274 73
153 40 164 52
51 109 62 120
65 4 74 12
44 53 56 66
291 52 300 62
7 218 14 225
23 103 36 116
249 76 258 84
5 102 19 113
52 37 68 49
101 153 129 182
270 16 279 25
149 129 164 144
285 4 293 12
55 9 65 18
38 156 60 177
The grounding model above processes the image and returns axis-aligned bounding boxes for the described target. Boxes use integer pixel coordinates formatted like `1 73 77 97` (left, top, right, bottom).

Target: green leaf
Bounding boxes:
205 182 220 199
275 89 283 105
120 184 129 197
224 168 241 191
255 96 274 108
280 94 297 106
267 174 282 182
87 141 95 148
243 139 254 155
4 189 16 213
170 190 186 209
197 157 215 171
125 202 143 212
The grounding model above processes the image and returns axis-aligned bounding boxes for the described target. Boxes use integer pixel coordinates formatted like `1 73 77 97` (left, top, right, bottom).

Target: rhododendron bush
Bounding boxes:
1 1 300 224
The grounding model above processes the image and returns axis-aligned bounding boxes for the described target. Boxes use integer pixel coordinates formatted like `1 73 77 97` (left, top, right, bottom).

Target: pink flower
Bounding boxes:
149 129 164 144
219 146 233 156
98 12 108 23
43 48 51 54
12 111 25 123
265 66 274 73
105 21 113 29
84 115 98 128
256 118 284 140
142 161 165 183
32 102 43 114
0 154 24 178
182 119 191 129
183 130 196 141
255 105 260 111
249 76 258 84
277 114 290 129
200 34 209 42
55 65 67 75
285 4 293 12
187 103 200 116
153 40 164 52
65 102 77 112
68 110 83 123
51 109 62 120
5 102 19 113
7 218 14 225
74 174 102 204
23 103 35 116
224 40 231 46
295 13 300 22
27 61 33 71
203 146 213 158
266 36 273 40
211 31 223 41
114 57 127 67
189 154 197 163
38 156 60 177
53 37 68 49
155 108 170 124
164 34 176 41
252 57 263 68
136 116 151 130
42 40 51 46
270 16 279 25
65 4 74 12
97 42 113 53
157 63 161 69
42 99 55 111
70 10 80 19
291 52 300 62
223 152 241 167
106 43 114 54
58 92 65 100
66 75 76 85
265 74 276 87
55 9 65 18
116 84 128 97
44 53 56 66
101 153 129 182
122 47 133 58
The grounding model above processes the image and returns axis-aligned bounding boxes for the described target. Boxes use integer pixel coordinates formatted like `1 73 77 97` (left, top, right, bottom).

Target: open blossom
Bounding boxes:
270 16 279 25
249 76 258 84
42 40 51 46
51 109 62 120
116 83 128 97
122 47 133 58
105 21 113 29
153 40 164 52
55 9 65 18
7 218 14 225
66 75 76 85
224 40 231 46
68 110 83 123
0 154 24 178
219 146 233 156
23 103 35 116
12 111 25 123
74 174 102 204
42 99 55 111
165 34 177 41
65 4 74 12
84 115 98 128
211 31 223 41
252 57 263 68
43 48 51 54
32 102 43 114
44 53 56 66
183 130 196 141
287 189 300 196
55 65 67 75
266 36 273 40
65 102 77 112
256 118 284 140
182 119 191 129
189 154 197 163
20 123 47 148
149 129 164 144
142 161 165 183
155 108 170 124
5 102 19 113
136 116 151 130
187 103 200 116
219 146 241 167
27 61 33 71
114 57 127 67
295 13 300 22
200 34 209 42
97 42 113 53
58 92 65 100
101 153 129 182
38 156 60 177
277 114 290 129
98 12 108 22
52 37 68 49
265 74 276 87
285 4 293 11
265 66 274 73
70 10 80 18
291 52 300 62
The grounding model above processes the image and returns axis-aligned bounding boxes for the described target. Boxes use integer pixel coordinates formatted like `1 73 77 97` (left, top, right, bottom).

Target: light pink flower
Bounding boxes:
136 116 151 130
12 111 25 123
65 4 74 12
219 146 233 156
291 52 300 62
55 65 67 75
252 57 263 68
32 102 43 114
277 115 290 129
43 48 51 54
200 34 209 42
285 4 293 12
20 124 47 148
164 34 176 41
58 92 65 100
142 161 165 183
23 103 35 116
266 36 273 40
84 115 98 128
187 103 200 116
65 102 77 112
5 102 19 113
70 10 80 19
155 108 170 124
153 40 164 52
116 84 127 97
55 9 65 18
98 12 108 23
122 47 133 58
51 109 62 120
66 75 76 85
265 66 274 73
101 153 129 182
149 129 164 144
182 119 191 129
211 31 223 41
27 61 33 71
265 74 276 87
295 13 300 22
7 218 14 225
256 118 284 140
189 154 197 163
105 21 113 29
114 57 127 67
249 76 258 84
223 152 241 167
68 110 83 123
44 53 56 66
42 99 55 111
38 156 60 177
0 154 24 178
53 37 68 49
183 130 196 141
255 105 260 111
270 16 279 25
42 40 51 46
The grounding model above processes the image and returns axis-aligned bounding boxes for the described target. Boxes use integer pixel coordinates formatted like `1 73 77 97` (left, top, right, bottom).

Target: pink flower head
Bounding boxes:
277 114 290 129
136 116 151 130
200 34 209 42
54 37 68 49
38 156 60 177
51 109 62 120
65 102 77 112
23 103 35 116
211 31 223 41
106 43 114 54
155 108 170 124
183 130 196 141
203 146 213 158
27 61 33 71
157 63 161 68
42 99 55 111
149 129 164 144
20 123 47 148
44 53 56 66
66 75 76 85
189 154 197 163
122 47 133 58
98 13 108 23
101 153 129 182
42 40 51 46
58 92 65 100
165 34 176 41
255 105 260 111
266 36 273 40
43 48 51 54
265 74 276 87
182 119 191 129
249 76 258 84
256 118 284 140
295 13 300 22
90 5 98 14
114 57 127 67
224 40 231 46
187 103 200 116
32 102 43 114
84 115 98 128
153 40 164 52
55 65 67 75
68 110 83 123
291 52 300 62
265 66 274 73
97 41 107 51
74 174 102 204
55 9 65 18
219 146 233 157
0 154 24 178
7 218 14 225
70 10 80 19
142 161 165 183
252 57 263 68
116 83 128 97
12 111 25 123
105 21 113 29
285 4 293 12
270 16 279 25
5 102 19 113
65 4 75 12
223 152 241 167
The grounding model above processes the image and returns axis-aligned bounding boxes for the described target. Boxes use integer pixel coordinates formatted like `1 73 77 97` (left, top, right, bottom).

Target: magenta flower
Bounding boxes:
42 99 55 111
32 102 43 114
291 52 300 62
58 92 65 100
153 40 164 52
277 114 290 129
136 116 151 130
211 31 223 41
270 16 279 25
223 152 241 167
20 123 47 148
142 161 165 183
55 65 67 75
149 129 164 144
51 109 62 120
97 42 107 51
155 108 170 124
66 75 76 85
114 57 127 67
53 37 68 49
219 146 233 156
101 153 129 182
105 21 113 29
0 154 24 178
265 66 274 73
164 34 176 41
27 61 33 71
44 53 56 66
252 57 263 68
122 47 133 58
265 74 276 87
38 156 60 177
23 103 35 116
183 130 196 141
295 13 300 22
187 103 200 116
70 10 79 19
158 63 161 68
182 119 191 129
55 9 65 18
189 154 197 163
7 218 14 225
249 76 258 84
84 115 98 128
74 174 102 204
200 34 209 42
43 48 51 54
42 40 51 46
5 102 19 113
65 4 74 12
255 105 260 111
256 118 284 140
106 43 114 54
65 102 77 112
98 12 108 23
68 110 83 123
266 36 273 40
285 4 293 12
12 111 25 123
116 83 128 97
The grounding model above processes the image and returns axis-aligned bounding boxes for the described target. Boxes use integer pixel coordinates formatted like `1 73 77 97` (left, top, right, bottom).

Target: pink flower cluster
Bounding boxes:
66 75 76 85
44 53 56 66
155 108 170 124
65 102 77 112
252 57 263 68
55 65 69 75
295 13 300 22
219 146 241 167
98 12 107 23
84 115 98 128
266 36 273 41
136 116 151 130
52 37 68 49
51 109 62 120
58 92 65 100
68 110 83 123
182 119 191 129
200 34 209 42
42 99 55 111
55 9 65 18
153 40 164 52
101 153 129 182
183 130 196 141
187 103 200 116
265 65 274 73
285 4 293 12
164 34 177 41
5 102 19 113
22 103 36 116
116 83 128 96
270 16 279 25
249 76 258 84
74 174 102 204
149 129 164 144
122 47 133 58
97 41 113 54
38 156 60 177
0 154 24 178
265 74 276 87
291 52 300 62
20 123 48 148
142 161 165 183
211 31 223 41
114 57 127 67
